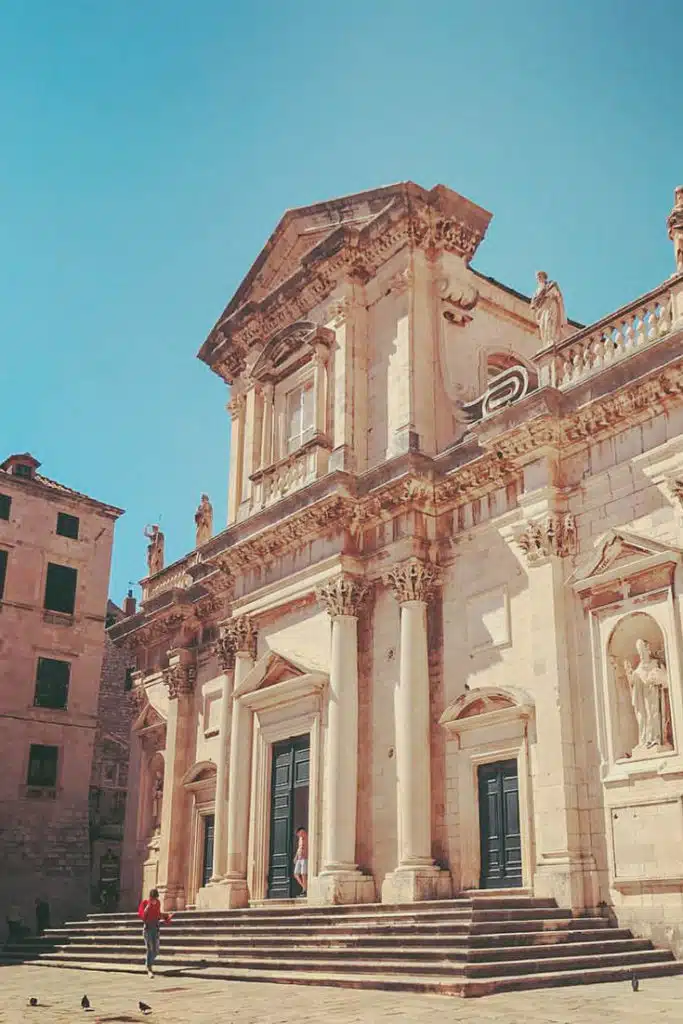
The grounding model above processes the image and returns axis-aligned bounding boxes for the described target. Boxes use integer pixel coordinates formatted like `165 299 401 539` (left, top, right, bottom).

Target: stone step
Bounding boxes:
468 926 634 945
28 936 656 966
8 955 683 997
463 948 674 978
68 908 475 930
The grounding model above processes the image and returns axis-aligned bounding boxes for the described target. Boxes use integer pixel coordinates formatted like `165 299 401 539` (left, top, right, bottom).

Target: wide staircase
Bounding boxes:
3 892 683 997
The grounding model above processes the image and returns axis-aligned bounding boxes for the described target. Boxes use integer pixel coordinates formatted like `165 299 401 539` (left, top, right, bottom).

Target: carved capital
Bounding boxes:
128 681 148 716
225 615 258 658
163 662 196 699
516 512 577 566
669 477 683 507
316 575 370 618
383 558 442 604
227 391 246 418
213 632 235 672
386 267 413 295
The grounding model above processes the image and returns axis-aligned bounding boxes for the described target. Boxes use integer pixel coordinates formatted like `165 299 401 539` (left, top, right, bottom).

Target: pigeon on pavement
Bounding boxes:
81 994 91 1009
28 998 38 1006
139 1001 152 1015
631 973 639 992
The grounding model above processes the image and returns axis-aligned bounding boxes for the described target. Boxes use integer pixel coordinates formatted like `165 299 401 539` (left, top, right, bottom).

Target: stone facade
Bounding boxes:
88 597 136 910
0 453 123 932
113 182 683 954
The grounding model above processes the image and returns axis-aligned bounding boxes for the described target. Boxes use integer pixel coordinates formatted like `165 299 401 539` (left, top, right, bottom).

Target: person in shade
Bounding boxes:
137 888 172 977
35 898 50 937
293 826 308 895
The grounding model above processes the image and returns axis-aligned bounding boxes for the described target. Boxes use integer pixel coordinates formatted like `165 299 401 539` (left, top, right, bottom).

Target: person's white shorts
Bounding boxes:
294 859 308 874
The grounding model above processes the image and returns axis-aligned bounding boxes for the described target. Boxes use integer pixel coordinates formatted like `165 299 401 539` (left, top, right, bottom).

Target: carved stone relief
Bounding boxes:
517 513 577 565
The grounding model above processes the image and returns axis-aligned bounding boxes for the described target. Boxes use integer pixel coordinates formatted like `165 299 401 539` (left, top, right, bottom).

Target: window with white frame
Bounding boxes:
285 378 315 454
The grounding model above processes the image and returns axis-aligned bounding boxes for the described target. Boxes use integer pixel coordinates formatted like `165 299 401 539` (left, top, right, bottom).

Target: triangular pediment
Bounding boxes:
134 702 166 732
570 529 681 589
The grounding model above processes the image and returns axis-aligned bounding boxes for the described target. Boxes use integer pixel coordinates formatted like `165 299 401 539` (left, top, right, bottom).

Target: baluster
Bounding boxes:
635 309 647 347
591 336 604 370
613 324 625 359
646 305 656 340
559 354 571 387
582 342 593 375
624 317 636 352
658 299 671 335
572 347 583 382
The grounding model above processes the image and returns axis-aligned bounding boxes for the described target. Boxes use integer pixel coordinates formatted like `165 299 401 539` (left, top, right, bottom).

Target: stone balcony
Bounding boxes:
247 435 331 515
535 273 683 391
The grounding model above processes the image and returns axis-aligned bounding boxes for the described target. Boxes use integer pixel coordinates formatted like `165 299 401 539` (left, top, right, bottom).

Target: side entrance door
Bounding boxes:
267 734 310 898
201 814 215 888
478 759 522 888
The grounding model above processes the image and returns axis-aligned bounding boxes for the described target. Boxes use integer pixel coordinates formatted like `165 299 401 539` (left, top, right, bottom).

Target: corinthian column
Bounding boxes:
308 576 375 905
381 558 451 903
220 615 258 908
208 631 235 883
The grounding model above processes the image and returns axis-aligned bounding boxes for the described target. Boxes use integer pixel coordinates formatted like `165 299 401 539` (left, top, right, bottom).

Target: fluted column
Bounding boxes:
208 632 235 881
156 650 197 911
381 558 451 903
220 616 258 908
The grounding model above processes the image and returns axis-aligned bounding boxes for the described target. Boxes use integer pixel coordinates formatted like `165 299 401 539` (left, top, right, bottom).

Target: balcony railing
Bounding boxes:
536 279 677 390
249 437 331 512
141 564 193 604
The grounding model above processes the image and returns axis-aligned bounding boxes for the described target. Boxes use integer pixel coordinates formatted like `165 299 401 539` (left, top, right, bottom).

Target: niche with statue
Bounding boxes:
608 612 674 761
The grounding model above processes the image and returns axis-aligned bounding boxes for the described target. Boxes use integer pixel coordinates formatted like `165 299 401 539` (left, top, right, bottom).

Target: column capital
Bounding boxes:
225 615 258 658
227 391 246 418
383 557 442 604
163 659 196 700
316 575 370 618
213 630 236 672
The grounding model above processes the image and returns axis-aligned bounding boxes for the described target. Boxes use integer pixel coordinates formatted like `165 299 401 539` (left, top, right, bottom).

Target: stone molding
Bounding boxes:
316 575 370 617
162 662 196 699
516 513 577 566
383 557 442 604
224 615 258 658
669 477 683 507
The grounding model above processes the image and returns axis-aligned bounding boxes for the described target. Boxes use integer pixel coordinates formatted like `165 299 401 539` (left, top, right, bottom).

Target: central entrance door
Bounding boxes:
267 734 310 898
478 759 522 888
201 814 215 888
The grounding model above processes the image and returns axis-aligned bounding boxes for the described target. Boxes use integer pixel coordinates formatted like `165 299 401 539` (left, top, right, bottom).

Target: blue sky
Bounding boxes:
2 0 682 602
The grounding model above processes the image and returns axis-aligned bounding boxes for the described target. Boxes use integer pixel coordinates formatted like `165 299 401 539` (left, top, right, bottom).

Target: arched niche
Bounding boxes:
607 612 673 760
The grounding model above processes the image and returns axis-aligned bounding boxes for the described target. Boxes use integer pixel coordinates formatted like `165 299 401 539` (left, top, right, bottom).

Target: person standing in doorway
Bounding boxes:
137 888 171 977
293 826 308 895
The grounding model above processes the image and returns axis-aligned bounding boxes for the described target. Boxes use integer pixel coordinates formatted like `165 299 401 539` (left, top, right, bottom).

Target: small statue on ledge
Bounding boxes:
194 494 213 548
530 270 568 346
144 524 165 576
667 186 683 274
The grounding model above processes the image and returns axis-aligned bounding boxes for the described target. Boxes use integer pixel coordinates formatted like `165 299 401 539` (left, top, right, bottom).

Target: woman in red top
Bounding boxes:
137 888 171 977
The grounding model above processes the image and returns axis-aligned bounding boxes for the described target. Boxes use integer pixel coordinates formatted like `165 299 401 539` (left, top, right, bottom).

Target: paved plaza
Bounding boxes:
2 965 683 1024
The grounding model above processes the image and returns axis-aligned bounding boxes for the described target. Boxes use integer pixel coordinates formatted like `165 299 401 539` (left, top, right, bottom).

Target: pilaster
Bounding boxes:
226 391 246 525
156 648 197 911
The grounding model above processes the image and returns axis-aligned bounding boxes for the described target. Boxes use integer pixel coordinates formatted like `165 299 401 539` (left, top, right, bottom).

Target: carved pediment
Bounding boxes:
133 700 166 733
440 686 534 735
182 760 217 788
571 529 682 606
251 321 334 384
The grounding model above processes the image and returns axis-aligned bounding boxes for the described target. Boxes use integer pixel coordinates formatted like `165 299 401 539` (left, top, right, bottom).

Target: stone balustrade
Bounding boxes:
250 439 329 511
536 280 675 390
141 564 192 603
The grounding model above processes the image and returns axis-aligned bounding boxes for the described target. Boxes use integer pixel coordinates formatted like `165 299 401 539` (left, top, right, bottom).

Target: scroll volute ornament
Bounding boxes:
163 663 196 699
316 575 370 617
383 558 442 603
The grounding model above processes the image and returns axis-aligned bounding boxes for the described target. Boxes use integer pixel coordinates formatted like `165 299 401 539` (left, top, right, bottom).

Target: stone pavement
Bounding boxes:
2 965 683 1024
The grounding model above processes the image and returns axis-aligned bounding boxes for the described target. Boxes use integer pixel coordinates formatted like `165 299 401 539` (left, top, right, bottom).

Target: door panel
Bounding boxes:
267 735 310 898
201 814 215 888
478 759 522 889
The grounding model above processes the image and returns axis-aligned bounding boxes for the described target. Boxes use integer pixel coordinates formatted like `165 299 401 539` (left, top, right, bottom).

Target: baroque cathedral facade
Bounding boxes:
113 181 683 954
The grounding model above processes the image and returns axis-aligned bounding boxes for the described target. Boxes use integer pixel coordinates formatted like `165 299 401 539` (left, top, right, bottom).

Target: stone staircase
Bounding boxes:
3 893 683 997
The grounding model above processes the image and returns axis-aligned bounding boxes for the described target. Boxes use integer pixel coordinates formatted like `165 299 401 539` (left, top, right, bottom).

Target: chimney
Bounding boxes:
123 589 137 617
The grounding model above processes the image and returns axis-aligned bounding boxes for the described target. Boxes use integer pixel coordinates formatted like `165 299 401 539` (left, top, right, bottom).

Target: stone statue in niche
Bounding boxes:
623 638 672 751
194 494 213 547
151 771 163 831
144 524 165 576
530 271 568 345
